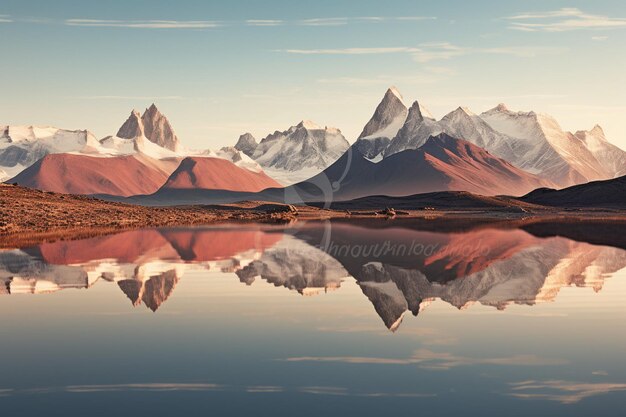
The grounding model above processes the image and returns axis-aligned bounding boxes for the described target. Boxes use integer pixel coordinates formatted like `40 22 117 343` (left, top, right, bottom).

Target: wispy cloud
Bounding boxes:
67 95 186 100
246 19 283 27
509 380 626 404
298 17 349 26
65 19 220 29
317 70 454 87
8 15 435 29
592 35 609 41
506 8 626 32
281 47 418 55
297 16 435 26
279 42 565 62
285 349 567 370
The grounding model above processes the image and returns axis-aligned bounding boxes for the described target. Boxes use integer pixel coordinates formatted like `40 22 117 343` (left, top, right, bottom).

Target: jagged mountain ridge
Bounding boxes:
287 132 553 201
234 120 350 185
369 87 625 188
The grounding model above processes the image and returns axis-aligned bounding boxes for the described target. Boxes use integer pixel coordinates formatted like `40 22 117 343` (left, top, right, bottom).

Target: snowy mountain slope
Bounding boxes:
358 87 408 140
480 105 609 185
353 87 409 160
573 125 626 178
372 86 623 188
2 105 271 182
0 125 110 181
236 120 350 185
288 133 553 201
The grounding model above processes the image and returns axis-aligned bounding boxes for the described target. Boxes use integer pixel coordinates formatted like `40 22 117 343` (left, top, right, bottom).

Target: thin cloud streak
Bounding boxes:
67 95 186 100
65 19 221 29
282 47 419 55
506 8 626 32
279 43 565 62
246 19 283 27
7 15 435 29
298 17 349 26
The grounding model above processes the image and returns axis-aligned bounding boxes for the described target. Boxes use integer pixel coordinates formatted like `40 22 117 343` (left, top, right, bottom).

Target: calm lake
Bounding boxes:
1 221 625 416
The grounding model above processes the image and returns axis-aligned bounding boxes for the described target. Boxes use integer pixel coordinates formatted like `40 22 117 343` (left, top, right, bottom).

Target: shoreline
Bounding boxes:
2 183 626 249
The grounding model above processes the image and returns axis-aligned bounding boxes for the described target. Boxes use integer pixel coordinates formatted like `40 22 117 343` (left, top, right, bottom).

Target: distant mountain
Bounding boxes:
158 156 281 193
116 104 180 152
352 87 409 160
289 133 553 201
4 105 279 196
573 125 626 178
520 175 626 208
479 104 610 185
234 120 350 185
234 133 258 157
0 125 105 181
10 153 181 196
366 87 625 188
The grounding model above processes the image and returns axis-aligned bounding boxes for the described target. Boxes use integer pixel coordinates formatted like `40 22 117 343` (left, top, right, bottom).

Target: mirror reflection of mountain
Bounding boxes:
1 222 624 329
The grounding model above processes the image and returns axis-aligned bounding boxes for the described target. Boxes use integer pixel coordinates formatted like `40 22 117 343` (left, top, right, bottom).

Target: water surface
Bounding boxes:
1 221 625 416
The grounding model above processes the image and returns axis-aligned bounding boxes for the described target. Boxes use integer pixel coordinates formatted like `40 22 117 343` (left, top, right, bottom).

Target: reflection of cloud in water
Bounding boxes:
509 380 626 404
284 349 567 370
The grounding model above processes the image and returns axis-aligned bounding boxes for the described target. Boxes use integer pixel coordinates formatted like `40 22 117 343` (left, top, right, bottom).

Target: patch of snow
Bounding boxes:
362 113 406 140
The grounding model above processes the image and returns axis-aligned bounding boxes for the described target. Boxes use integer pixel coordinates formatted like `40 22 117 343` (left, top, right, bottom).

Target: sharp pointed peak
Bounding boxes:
590 124 605 134
144 103 162 116
384 86 405 103
296 120 321 130
445 106 475 119
457 106 475 116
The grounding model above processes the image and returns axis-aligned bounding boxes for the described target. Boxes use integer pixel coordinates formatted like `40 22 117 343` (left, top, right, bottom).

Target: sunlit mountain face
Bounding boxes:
2 222 626 417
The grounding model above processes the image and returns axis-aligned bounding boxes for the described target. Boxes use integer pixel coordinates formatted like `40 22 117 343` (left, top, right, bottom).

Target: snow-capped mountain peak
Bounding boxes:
358 87 408 140
388 86 404 103
445 106 476 119
234 120 350 185
297 120 321 130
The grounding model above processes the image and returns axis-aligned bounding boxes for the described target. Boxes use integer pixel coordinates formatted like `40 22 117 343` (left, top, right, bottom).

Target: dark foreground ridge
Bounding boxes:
1 175 625 248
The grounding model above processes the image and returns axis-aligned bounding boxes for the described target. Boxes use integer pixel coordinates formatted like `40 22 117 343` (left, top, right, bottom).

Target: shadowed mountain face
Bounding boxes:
286 133 553 201
1 222 625 328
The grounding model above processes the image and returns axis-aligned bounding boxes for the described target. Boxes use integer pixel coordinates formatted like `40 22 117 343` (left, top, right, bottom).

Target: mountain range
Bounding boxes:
358 88 625 188
2 87 625 203
234 120 350 185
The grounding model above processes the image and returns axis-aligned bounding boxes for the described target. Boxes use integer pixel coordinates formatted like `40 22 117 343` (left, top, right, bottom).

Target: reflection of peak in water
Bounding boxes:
235 236 348 295
294 223 626 329
1 224 625 331
353 238 626 329
118 269 181 312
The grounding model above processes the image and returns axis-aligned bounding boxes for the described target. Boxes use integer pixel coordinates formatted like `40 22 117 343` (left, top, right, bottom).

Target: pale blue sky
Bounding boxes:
1 0 625 149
